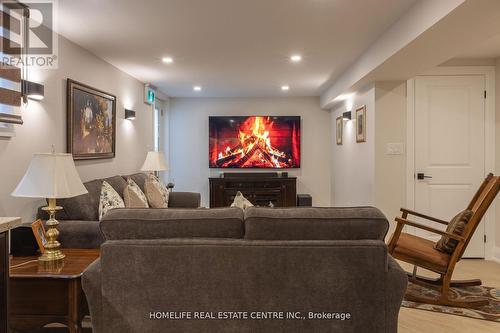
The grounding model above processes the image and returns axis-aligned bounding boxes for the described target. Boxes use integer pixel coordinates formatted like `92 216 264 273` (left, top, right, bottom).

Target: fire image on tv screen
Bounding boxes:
209 116 301 168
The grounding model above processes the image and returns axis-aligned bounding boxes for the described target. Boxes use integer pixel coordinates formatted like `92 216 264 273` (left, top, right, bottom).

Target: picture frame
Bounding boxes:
31 219 47 253
67 79 117 160
356 105 366 143
336 116 343 145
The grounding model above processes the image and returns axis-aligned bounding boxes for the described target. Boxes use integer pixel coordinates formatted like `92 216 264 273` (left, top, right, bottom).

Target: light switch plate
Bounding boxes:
386 143 404 155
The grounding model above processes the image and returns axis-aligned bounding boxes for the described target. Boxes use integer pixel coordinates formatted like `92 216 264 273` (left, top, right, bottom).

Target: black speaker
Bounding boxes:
223 172 278 178
10 226 39 256
297 194 312 207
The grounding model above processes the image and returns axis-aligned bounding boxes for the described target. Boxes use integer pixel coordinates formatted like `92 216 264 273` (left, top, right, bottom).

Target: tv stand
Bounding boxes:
209 173 297 208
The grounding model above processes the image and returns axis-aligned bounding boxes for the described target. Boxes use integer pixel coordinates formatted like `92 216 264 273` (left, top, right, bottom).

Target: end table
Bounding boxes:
9 249 99 333
1 217 22 333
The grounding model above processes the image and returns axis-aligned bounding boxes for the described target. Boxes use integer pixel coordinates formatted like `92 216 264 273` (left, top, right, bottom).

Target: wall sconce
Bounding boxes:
125 109 136 120
21 80 44 102
342 111 351 121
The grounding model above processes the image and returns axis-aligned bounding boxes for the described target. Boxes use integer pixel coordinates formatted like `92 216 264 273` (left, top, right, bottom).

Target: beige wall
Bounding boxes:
330 81 406 238
169 97 332 207
374 82 407 236
496 57 500 249
330 84 375 206
0 35 153 223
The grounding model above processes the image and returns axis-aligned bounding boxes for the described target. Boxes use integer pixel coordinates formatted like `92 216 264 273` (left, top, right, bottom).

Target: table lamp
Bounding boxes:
140 151 168 173
12 152 87 265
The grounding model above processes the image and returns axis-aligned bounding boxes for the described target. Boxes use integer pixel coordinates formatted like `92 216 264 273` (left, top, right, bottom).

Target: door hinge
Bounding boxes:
484 234 487 243
484 90 487 99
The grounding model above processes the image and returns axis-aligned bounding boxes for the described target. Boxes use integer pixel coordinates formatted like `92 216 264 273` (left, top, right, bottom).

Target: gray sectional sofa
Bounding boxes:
82 206 407 333
36 173 201 248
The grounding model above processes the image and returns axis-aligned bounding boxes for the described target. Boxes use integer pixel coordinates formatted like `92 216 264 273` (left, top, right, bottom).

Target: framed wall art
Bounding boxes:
356 105 366 143
67 79 116 160
336 116 343 145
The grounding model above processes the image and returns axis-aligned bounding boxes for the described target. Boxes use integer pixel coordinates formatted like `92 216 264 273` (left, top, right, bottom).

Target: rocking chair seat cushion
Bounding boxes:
392 233 450 273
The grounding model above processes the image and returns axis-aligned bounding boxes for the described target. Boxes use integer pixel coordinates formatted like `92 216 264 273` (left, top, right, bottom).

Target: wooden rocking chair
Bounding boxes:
388 173 500 308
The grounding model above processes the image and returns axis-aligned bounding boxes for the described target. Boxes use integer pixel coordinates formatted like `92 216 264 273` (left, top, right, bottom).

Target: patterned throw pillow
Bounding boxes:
123 178 149 208
231 191 254 210
144 173 170 208
98 181 125 221
434 210 473 254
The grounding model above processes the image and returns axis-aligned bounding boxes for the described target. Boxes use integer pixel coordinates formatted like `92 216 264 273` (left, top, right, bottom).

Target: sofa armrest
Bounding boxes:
386 255 407 333
82 258 103 333
168 192 201 208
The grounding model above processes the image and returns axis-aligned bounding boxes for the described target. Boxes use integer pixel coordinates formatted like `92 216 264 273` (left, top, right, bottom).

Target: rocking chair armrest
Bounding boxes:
400 208 449 225
394 217 465 242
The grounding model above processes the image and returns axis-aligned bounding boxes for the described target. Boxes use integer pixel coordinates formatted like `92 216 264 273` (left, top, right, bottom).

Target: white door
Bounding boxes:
414 75 486 258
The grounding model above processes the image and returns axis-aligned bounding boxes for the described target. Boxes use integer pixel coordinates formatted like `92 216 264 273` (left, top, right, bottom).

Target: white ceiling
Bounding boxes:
57 0 417 97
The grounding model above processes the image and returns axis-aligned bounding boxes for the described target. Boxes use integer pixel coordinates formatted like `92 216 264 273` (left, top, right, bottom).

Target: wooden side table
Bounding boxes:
0 217 21 333
9 249 99 333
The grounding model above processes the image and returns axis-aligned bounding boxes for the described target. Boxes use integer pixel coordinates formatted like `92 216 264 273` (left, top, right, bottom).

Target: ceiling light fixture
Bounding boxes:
162 57 173 64
193 86 202 92
281 85 290 91
290 54 302 63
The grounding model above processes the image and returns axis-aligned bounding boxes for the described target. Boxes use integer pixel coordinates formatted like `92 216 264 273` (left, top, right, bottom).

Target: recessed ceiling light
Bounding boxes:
290 54 302 63
281 85 290 91
193 86 202 92
162 57 173 64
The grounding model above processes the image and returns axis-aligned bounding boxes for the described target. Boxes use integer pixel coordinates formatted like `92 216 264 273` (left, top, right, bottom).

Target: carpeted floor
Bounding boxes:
402 282 500 322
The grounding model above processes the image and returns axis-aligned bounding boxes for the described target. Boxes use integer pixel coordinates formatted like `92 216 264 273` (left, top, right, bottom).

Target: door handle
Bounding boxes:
416 173 432 180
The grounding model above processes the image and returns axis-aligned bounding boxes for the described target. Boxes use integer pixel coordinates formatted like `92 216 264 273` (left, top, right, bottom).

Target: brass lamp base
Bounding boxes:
38 248 66 262
40 198 66 266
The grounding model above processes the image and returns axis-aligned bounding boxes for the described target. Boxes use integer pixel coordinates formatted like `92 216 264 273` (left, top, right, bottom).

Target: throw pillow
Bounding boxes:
231 191 254 210
434 209 473 254
144 173 170 208
123 178 149 208
98 181 125 221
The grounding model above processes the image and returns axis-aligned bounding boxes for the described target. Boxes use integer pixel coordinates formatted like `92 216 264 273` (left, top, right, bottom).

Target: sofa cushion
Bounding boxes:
145 174 170 208
393 232 450 273
100 208 244 240
123 173 148 193
244 207 388 240
230 191 254 210
56 179 102 221
123 178 149 208
102 175 128 198
55 176 127 221
98 181 125 221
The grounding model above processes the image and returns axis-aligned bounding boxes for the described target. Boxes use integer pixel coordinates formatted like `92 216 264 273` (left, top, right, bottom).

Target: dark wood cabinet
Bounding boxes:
0 231 8 333
209 175 297 208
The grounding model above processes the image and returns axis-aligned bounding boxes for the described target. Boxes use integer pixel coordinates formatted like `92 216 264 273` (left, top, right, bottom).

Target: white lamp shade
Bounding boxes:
12 153 88 199
141 151 168 172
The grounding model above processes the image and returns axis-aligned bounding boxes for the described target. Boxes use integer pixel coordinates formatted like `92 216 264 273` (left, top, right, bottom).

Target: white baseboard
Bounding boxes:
493 247 500 264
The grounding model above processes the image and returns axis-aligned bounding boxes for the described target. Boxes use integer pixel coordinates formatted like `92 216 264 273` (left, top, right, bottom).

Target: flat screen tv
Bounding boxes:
209 116 301 168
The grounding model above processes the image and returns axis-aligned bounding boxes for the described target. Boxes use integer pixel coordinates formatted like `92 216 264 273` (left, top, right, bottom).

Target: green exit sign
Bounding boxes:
145 85 156 105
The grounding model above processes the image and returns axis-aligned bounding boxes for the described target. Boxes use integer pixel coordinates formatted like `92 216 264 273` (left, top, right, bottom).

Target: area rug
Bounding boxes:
402 282 500 322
